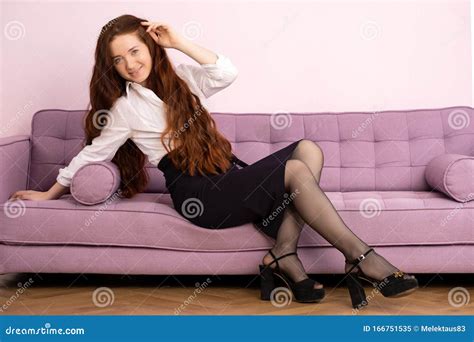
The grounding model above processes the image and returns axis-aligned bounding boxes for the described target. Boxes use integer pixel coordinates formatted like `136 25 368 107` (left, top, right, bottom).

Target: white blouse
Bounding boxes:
56 53 238 187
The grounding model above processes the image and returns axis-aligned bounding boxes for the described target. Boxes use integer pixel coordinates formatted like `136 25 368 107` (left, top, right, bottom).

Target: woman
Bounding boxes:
9 14 418 308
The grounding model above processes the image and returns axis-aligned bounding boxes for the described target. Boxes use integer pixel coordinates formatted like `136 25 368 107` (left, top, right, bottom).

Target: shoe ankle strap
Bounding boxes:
268 250 297 269
345 248 374 274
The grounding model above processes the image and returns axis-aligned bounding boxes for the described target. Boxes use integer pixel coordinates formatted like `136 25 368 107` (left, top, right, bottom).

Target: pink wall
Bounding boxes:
1 0 472 137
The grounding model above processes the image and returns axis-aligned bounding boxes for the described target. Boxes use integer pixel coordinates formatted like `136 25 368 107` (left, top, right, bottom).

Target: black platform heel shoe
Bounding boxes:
259 250 325 303
344 248 419 309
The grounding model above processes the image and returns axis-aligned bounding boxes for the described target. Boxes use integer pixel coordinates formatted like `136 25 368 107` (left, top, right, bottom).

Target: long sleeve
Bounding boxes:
175 53 238 98
56 100 132 187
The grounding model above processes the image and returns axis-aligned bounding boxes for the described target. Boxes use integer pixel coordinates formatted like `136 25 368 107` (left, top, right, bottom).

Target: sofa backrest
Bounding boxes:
28 106 474 193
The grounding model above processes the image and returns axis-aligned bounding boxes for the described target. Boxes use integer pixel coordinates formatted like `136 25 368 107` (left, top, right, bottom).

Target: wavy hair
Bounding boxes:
85 14 234 198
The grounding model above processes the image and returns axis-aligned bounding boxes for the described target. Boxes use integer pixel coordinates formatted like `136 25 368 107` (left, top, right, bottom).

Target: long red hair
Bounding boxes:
85 14 234 198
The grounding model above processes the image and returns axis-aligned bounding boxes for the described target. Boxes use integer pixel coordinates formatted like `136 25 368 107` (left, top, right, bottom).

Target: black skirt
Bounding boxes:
157 139 303 239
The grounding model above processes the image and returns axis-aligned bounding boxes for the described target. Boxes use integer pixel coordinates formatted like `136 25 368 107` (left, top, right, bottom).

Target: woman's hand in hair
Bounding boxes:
140 21 183 49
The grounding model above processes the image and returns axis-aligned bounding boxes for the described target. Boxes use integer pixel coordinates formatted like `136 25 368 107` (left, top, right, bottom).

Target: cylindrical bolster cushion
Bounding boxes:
71 161 121 205
425 154 474 202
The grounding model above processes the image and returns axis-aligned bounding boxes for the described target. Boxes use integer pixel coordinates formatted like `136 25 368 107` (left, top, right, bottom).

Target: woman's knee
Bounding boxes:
284 159 314 190
297 139 324 164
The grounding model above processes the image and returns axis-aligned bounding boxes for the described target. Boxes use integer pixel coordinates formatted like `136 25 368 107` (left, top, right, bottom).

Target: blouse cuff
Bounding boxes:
56 174 71 187
200 53 238 81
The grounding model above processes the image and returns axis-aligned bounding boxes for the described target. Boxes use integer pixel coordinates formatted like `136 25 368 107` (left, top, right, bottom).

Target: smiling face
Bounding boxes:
109 33 153 87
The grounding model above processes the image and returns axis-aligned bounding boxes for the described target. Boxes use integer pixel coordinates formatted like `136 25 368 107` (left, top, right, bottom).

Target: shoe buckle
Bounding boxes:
357 254 366 263
394 271 404 278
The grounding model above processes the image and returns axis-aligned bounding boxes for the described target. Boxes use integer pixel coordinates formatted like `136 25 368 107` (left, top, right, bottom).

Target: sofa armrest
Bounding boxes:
0 135 31 203
425 153 474 202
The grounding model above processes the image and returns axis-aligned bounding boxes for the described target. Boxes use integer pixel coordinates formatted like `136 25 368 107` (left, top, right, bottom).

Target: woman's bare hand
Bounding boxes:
140 21 183 49
9 190 54 201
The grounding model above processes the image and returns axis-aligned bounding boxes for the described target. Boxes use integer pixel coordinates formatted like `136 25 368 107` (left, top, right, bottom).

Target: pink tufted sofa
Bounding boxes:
0 106 473 276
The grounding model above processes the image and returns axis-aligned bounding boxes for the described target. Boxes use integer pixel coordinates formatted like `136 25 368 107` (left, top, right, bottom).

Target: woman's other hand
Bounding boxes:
9 190 55 201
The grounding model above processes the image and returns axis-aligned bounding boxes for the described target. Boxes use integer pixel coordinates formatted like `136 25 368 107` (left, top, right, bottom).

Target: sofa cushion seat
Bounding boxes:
1 191 473 252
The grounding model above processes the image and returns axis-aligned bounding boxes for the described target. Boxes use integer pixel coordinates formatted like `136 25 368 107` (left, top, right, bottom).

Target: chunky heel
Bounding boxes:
346 272 367 309
259 250 325 303
259 264 276 300
344 248 418 309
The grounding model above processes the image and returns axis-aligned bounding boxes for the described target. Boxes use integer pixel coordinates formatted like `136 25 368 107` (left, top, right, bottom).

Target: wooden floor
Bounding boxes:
0 273 472 315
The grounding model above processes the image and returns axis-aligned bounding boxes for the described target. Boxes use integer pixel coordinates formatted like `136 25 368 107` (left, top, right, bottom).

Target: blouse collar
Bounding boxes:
125 81 163 105
125 81 136 97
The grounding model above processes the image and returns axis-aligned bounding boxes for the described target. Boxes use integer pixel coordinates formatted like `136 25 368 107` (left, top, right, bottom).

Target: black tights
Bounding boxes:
264 140 399 288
